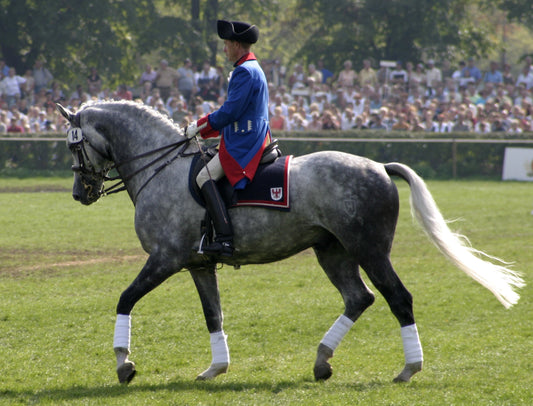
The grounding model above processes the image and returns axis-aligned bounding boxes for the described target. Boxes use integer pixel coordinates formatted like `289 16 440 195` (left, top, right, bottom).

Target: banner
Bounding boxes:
502 147 533 181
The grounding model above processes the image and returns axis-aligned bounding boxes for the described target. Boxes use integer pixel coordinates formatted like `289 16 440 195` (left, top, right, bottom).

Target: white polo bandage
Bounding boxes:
113 314 131 350
210 331 230 364
320 315 354 351
401 324 423 363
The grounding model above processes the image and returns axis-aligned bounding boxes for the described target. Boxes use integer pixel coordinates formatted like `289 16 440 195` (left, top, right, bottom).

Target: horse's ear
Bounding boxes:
56 103 75 123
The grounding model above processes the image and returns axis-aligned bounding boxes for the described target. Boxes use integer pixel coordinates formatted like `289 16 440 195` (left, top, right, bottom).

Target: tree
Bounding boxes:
285 0 495 72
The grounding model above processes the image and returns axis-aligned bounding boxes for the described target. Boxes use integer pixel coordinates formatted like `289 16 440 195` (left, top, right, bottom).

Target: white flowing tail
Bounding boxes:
385 163 525 308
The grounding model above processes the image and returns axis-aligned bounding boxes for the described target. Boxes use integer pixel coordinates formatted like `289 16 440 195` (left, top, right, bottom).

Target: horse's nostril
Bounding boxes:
73 193 81 201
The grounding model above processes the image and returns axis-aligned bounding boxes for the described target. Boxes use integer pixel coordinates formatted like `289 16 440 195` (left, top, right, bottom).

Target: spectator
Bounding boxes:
98 87 112 101
352 92 366 117
452 61 466 89
139 80 153 103
359 59 378 88
270 105 287 130
1 67 26 107
410 115 425 132
0 59 10 78
139 64 157 86
32 59 53 94
321 110 340 130
291 113 307 130
389 61 408 85
341 107 356 130
154 59 178 102
176 58 195 104
440 60 454 79
353 115 368 130
458 68 476 89
434 112 453 132
452 112 472 132
317 59 334 84
70 84 87 102
7 117 24 133
307 63 323 85
484 61 503 84
515 65 533 89
288 63 306 90
462 58 482 84
502 63 514 85
391 113 411 131
368 112 387 130
409 63 425 92
422 109 437 131
306 111 322 130
508 118 523 133
22 69 35 102
196 61 218 102
171 99 189 126
87 67 102 97
337 60 357 87
425 59 442 89
115 84 132 100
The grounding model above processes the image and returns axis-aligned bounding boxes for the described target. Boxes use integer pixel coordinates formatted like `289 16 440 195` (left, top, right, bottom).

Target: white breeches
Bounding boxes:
196 152 225 188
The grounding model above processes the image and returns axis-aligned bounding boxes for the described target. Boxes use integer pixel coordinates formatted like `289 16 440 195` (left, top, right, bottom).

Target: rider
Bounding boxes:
186 20 271 257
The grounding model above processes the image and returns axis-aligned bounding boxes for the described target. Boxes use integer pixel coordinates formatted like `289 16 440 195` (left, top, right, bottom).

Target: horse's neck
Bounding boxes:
110 125 192 204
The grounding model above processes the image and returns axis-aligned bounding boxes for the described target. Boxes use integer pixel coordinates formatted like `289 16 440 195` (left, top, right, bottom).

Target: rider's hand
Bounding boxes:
185 121 198 139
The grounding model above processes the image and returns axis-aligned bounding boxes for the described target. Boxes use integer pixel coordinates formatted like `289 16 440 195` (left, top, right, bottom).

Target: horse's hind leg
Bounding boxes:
313 239 375 381
360 253 423 382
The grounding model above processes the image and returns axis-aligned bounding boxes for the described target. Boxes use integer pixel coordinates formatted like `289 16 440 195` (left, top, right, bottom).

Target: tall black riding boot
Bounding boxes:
200 180 234 257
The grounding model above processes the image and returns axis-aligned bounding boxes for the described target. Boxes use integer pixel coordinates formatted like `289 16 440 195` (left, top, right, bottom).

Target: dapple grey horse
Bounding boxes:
56 101 523 385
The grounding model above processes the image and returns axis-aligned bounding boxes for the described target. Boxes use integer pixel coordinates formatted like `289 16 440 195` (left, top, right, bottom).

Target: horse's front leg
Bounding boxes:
190 266 229 380
113 253 178 384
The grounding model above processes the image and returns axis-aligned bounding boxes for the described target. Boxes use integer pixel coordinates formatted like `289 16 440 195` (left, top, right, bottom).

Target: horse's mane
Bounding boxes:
78 100 184 138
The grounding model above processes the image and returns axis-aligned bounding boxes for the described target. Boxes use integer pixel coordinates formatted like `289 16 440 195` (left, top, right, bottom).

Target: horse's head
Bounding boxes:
57 103 114 205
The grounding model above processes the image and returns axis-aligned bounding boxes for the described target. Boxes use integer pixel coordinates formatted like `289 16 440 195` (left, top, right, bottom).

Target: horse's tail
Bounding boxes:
385 162 525 309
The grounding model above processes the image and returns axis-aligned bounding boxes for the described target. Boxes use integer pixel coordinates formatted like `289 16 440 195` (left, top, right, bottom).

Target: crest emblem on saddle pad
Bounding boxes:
270 187 283 201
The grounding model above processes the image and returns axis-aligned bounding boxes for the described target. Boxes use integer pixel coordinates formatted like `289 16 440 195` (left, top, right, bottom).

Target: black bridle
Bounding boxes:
67 127 194 201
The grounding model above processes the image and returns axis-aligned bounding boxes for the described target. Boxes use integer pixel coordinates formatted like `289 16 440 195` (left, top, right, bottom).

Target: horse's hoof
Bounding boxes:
196 362 229 381
117 361 136 384
393 361 423 383
314 362 333 381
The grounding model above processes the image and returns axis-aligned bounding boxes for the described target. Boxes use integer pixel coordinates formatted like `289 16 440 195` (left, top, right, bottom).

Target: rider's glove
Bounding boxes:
185 121 198 139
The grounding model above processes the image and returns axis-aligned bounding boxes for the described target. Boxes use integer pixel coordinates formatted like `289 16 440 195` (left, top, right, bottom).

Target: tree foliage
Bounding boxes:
289 0 496 70
0 0 531 89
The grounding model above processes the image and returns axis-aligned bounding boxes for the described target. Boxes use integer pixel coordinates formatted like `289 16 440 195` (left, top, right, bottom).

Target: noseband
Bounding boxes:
66 127 193 200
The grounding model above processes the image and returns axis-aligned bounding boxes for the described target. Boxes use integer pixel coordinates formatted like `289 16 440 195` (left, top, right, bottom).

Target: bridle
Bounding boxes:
66 127 194 201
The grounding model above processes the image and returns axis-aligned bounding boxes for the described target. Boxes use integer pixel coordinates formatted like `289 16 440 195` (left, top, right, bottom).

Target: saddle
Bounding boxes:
188 140 290 256
188 139 286 209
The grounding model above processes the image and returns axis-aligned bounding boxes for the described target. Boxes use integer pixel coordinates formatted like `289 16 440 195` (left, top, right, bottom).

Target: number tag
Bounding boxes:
67 128 84 146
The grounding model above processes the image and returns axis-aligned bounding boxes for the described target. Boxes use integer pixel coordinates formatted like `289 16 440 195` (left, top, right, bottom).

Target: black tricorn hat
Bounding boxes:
217 20 259 44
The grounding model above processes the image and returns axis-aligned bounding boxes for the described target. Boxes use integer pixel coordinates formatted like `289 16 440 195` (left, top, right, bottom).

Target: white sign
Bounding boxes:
502 147 533 181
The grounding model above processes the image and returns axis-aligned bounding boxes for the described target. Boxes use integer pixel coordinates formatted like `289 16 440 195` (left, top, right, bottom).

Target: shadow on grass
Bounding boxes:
1 376 391 402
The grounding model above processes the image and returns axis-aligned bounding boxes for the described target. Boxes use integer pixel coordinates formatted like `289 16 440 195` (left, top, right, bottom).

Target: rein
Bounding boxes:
104 138 193 198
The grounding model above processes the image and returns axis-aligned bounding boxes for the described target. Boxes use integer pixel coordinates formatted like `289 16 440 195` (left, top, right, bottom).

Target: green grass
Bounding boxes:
0 178 532 405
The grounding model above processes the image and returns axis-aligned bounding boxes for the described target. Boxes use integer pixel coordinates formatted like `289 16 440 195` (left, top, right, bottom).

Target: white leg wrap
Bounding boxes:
320 315 354 352
401 324 423 363
210 331 230 364
113 314 131 351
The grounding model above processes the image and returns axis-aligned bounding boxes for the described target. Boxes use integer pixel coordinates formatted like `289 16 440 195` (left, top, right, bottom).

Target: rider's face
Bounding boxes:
223 40 240 64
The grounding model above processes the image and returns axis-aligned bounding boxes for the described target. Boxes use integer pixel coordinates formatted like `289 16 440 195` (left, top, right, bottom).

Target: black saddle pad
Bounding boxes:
189 153 292 211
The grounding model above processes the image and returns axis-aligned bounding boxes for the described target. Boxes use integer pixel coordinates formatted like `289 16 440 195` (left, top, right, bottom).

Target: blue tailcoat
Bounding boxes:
198 53 270 189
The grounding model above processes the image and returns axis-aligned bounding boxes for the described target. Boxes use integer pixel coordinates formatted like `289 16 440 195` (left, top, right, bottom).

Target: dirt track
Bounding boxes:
0 249 147 278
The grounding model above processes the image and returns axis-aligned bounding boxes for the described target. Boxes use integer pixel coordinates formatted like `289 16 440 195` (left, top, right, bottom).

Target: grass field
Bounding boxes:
0 177 532 405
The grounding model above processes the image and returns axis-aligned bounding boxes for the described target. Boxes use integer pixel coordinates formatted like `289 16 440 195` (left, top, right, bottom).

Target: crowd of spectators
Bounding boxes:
1 54 533 136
